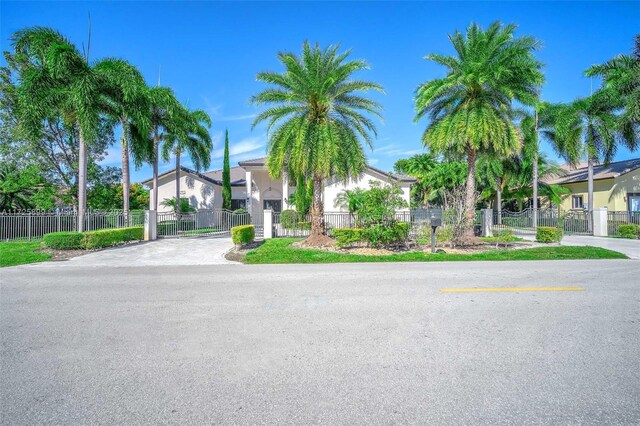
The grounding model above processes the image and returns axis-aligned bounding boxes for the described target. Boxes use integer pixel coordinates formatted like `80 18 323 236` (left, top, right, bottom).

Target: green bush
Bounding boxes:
618 224 639 239
297 221 311 230
280 209 298 229
333 228 365 248
83 227 143 249
492 228 517 247
536 226 563 243
231 224 255 246
363 222 409 248
43 231 85 250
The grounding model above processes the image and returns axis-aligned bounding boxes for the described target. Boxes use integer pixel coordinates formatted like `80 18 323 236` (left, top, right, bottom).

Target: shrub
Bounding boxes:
333 228 365 248
83 227 143 249
43 231 85 250
297 221 311 230
536 226 563 243
417 224 453 247
280 209 298 229
363 222 410 248
618 224 639 239
492 228 517 247
231 224 255 246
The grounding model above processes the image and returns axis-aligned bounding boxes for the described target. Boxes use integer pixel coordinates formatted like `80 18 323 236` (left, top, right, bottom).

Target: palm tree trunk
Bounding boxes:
175 149 181 214
587 156 594 232
121 119 130 225
151 128 159 211
496 177 502 225
464 147 477 238
77 126 87 232
532 110 539 228
310 175 325 236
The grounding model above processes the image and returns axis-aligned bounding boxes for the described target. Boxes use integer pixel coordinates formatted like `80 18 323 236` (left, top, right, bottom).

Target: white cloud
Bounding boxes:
368 158 380 166
374 144 422 157
215 113 257 122
212 136 265 159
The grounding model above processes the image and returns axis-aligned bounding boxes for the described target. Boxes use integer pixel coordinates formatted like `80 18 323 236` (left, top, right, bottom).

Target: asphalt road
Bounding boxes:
2 260 640 424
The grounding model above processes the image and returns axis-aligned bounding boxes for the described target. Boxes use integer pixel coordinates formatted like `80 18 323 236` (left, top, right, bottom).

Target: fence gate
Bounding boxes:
157 209 253 238
494 208 593 236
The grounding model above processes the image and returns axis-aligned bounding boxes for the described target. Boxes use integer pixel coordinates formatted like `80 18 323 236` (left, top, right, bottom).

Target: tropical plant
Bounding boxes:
251 41 383 243
543 90 636 218
161 106 213 213
160 197 195 213
11 26 106 231
586 35 640 133
414 21 544 238
288 175 313 214
222 129 232 210
392 153 437 206
334 187 367 214
94 58 150 219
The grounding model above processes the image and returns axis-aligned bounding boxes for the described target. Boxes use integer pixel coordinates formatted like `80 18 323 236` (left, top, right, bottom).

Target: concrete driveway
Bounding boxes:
561 235 640 259
2 260 639 424
47 237 236 267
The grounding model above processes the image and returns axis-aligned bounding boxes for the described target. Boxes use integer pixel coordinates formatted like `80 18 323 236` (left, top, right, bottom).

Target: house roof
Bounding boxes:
140 166 245 187
547 157 640 185
237 157 417 183
204 166 246 186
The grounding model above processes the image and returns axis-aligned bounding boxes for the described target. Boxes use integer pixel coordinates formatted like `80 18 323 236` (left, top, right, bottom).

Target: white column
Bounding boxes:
245 170 252 215
263 209 273 239
144 210 157 241
592 207 608 237
282 173 289 210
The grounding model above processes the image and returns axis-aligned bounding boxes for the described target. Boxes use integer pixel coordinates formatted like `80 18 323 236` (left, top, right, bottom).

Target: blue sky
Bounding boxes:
2 1 638 183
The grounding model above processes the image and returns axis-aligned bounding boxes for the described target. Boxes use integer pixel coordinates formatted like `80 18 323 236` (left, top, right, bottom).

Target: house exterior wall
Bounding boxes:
558 170 640 212
151 171 248 212
323 171 412 211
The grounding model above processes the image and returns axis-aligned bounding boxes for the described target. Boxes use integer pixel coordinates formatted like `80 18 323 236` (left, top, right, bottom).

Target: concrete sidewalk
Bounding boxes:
523 233 640 259
33 237 237 267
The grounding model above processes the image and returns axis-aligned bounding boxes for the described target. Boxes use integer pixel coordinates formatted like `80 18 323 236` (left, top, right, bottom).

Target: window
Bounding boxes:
230 199 246 210
572 195 584 209
628 194 640 212
263 200 282 212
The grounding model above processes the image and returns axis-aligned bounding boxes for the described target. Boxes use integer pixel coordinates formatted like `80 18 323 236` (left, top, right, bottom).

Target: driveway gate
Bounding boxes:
157 209 254 238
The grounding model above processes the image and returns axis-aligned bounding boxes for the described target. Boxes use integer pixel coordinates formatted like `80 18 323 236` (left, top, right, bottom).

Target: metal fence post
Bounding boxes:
481 208 493 237
27 212 32 241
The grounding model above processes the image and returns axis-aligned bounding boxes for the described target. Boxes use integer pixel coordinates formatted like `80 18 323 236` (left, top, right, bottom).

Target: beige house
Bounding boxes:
142 157 415 217
547 157 640 212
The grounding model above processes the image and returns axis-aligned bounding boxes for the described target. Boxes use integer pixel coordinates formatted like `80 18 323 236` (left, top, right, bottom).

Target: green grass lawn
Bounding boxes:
244 238 627 264
0 241 52 267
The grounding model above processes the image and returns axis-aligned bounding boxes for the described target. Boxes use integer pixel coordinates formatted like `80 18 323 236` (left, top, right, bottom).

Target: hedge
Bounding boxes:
231 224 255 246
363 222 410 248
618 224 639 239
536 226 563 243
280 209 298 229
83 227 144 249
43 227 143 250
333 228 365 248
43 232 85 250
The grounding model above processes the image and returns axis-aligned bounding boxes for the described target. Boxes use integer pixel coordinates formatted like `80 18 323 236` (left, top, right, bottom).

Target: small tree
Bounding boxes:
222 129 232 210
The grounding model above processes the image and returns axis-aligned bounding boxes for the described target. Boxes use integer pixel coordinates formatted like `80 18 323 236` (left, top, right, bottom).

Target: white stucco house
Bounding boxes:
141 157 416 217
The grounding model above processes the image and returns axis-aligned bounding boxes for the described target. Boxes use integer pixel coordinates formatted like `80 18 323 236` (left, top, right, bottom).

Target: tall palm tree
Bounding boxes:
414 21 544 238
11 26 103 231
95 59 150 220
251 42 383 241
161 106 212 213
586 35 640 135
544 91 631 223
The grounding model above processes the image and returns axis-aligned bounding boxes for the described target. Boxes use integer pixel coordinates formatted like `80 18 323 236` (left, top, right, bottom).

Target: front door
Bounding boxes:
263 199 282 213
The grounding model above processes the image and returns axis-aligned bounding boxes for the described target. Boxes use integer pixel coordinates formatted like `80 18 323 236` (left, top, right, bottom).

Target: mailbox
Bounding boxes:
430 217 442 228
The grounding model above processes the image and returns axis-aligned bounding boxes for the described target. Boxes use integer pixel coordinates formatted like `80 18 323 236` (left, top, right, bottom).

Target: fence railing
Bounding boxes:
157 209 253 238
608 211 640 236
0 210 145 241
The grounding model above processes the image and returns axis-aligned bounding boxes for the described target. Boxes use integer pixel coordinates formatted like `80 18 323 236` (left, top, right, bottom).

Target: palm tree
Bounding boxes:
586 35 640 135
414 21 544 238
334 188 367 214
11 26 103 231
397 153 437 206
544 91 632 224
161 106 213 213
251 42 383 242
95 59 150 220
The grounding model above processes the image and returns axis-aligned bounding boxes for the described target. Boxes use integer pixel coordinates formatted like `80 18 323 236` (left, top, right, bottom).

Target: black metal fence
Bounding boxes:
157 209 253 238
608 211 640 236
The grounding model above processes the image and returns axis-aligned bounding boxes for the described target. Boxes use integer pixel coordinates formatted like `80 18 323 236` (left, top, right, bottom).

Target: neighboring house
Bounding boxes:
546 157 640 212
141 157 416 216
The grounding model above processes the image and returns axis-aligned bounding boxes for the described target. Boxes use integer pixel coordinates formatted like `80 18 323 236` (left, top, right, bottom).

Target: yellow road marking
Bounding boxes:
440 287 585 293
